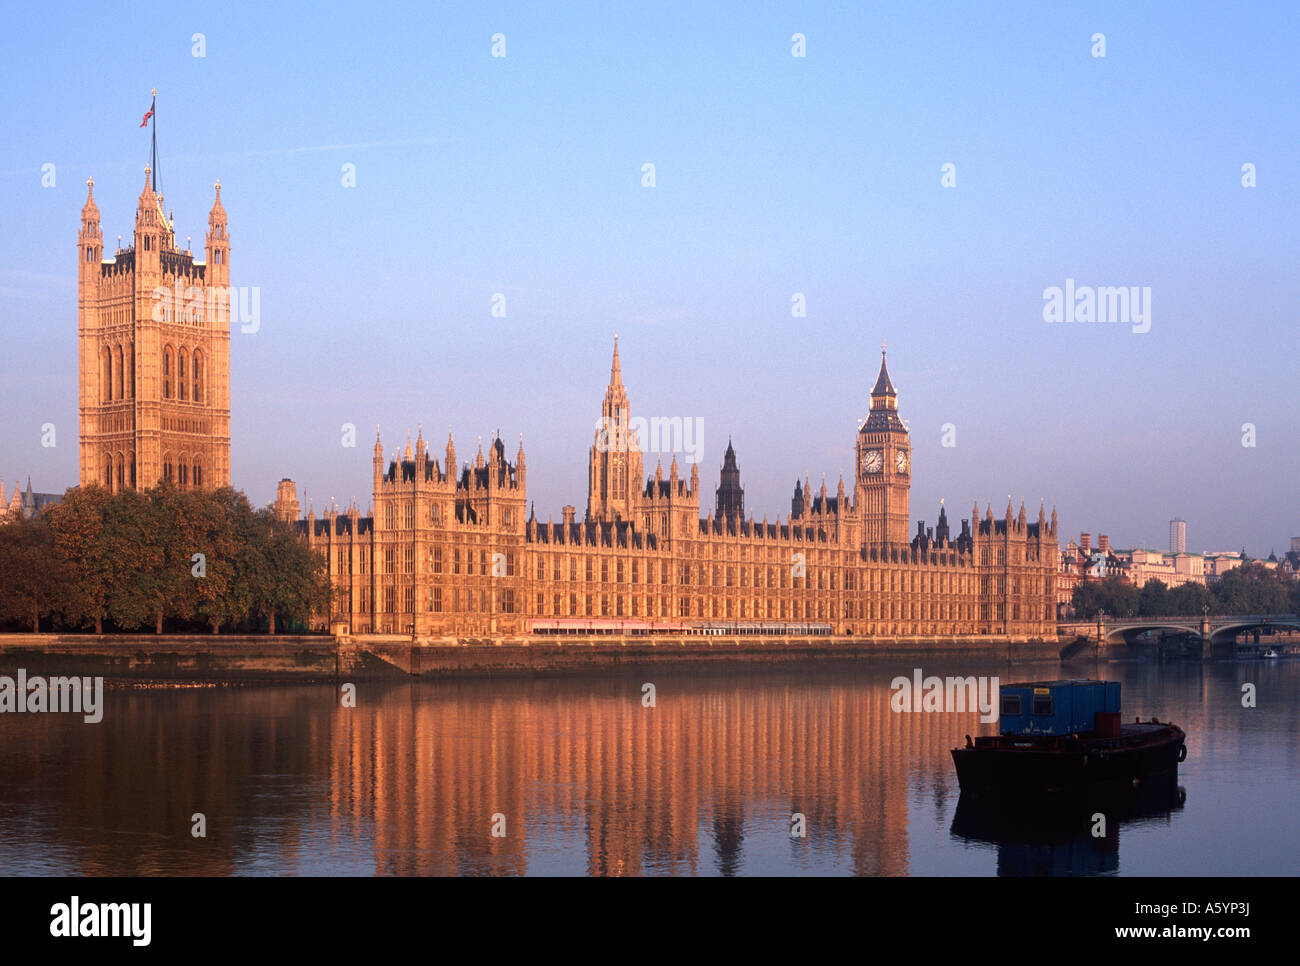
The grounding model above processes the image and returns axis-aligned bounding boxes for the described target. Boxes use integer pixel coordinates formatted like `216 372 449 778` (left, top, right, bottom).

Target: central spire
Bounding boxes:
588 332 641 523
601 332 629 416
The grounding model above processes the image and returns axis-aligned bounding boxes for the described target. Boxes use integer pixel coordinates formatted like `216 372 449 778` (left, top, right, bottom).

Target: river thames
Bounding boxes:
1 657 1295 876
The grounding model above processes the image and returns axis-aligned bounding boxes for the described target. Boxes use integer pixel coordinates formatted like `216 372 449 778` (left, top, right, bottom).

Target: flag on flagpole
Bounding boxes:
140 104 154 128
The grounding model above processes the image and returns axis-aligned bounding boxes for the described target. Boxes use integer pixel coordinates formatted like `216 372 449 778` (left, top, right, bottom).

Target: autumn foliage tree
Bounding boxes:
0 515 67 631
0 483 329 634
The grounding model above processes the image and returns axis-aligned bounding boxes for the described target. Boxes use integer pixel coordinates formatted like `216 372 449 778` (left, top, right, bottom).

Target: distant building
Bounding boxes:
1170 518 1187 554
0 477 62 523
1057 531 1126 615
1117 548 1204 588
1203 551 1244 581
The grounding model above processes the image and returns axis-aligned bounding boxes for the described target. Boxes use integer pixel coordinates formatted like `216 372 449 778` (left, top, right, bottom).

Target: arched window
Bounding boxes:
129 454 136 488
163 455 172 483
101 346 112 402
116 454 124 491
178 348 188 401
179 460 188 486
193 463 202 487
104 459 112 489
113 346 123 401
127 343 135 398
163 346 173 399
192 350 203 403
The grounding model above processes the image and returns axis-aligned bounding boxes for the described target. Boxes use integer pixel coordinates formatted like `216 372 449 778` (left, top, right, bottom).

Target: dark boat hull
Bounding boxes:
951 723 1186 796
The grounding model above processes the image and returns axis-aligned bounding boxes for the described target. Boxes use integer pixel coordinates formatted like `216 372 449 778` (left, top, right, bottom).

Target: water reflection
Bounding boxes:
0 659 1295 875
950 778 1187 876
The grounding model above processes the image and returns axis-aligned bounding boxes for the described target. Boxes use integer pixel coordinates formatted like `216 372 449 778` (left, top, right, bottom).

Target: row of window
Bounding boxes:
100 455 202 491
102 453 136 492
162 461 203 487
344 588 518 616
381 503 515 529
321 540 1058 604
161 346 205 402
98 345 206 403
342 588 993 624
100 344 134 402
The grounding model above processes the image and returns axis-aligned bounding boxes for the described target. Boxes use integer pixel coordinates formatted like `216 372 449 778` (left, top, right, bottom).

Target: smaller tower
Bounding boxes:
715 438 744 521
205 181 229 288
273 479 300 522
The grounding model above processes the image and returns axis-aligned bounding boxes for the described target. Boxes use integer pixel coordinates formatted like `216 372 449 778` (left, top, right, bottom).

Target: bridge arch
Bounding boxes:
1102 621 1201 644
1090 614 1300 646
1209 617 1300 643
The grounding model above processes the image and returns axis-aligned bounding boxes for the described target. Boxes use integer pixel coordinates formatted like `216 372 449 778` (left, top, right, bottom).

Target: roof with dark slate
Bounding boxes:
872 353 896 395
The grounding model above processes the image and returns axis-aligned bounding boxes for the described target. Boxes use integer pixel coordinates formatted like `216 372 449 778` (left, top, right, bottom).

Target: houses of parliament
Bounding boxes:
277 338 1059 641
75 174 1058 641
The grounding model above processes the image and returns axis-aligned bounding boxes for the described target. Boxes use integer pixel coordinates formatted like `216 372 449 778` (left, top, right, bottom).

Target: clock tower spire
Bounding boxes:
856 343 910 547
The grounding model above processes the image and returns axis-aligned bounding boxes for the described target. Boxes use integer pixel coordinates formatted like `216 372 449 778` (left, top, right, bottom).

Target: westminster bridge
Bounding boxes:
1058 613 1300 658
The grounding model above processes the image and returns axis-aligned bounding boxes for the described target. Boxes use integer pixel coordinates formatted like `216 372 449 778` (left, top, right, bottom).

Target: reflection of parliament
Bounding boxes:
278 340 1059 640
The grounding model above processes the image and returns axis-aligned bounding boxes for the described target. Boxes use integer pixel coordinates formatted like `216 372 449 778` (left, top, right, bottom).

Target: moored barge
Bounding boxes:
951 680 1186 796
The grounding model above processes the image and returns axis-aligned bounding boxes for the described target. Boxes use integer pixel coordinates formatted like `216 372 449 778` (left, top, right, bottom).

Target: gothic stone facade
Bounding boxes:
279 343 1059 640
77 170 231 491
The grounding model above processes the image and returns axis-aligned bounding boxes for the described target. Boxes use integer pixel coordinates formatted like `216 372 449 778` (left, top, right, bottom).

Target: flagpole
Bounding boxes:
150 88 157 192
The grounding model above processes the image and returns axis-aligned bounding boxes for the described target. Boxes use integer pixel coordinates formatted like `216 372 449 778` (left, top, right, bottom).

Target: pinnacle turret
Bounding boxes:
609 333 622 387
81 178 99 219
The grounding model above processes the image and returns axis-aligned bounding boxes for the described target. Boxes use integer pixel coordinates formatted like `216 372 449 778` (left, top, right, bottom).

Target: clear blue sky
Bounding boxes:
2 1 1296 555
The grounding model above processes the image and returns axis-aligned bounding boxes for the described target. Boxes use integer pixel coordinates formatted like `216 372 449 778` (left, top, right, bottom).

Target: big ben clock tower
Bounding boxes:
855 344 910 546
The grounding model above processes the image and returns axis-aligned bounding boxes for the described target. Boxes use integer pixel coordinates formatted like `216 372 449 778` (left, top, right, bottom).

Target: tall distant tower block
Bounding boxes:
1170 518 1187 554
77 170 231 490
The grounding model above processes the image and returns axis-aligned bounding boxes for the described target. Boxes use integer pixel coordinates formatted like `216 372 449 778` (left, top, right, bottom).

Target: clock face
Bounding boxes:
895 450 909 474
862 449 883 474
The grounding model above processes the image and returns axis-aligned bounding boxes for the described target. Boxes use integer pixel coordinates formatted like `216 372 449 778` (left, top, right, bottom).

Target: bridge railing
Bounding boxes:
1062 613 1298 624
